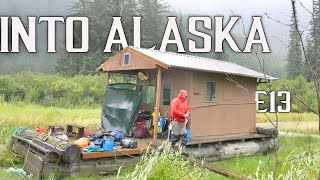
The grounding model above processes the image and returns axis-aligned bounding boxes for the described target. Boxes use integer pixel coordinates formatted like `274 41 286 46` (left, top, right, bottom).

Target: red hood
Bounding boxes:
178 90 187 102
171 89 190 123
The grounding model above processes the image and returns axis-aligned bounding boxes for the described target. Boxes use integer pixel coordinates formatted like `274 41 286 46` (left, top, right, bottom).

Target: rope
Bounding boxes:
22 143 31 169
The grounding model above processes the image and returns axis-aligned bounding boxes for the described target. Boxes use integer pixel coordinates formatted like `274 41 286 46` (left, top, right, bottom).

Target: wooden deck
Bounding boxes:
81 138 163 159
81 133 269 159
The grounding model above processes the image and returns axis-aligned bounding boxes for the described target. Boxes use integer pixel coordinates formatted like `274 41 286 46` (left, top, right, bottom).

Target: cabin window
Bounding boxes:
140 85 155 105
206 81 216 102
123 53 130 66
162 84 171 105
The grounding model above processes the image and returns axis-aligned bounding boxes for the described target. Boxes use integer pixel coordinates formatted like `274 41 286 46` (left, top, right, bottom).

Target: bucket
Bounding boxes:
186 129 191 142
102 137 114 151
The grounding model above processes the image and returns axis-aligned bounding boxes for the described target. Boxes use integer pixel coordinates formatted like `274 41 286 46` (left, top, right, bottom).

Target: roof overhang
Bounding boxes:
96 47 169 72
96 47 277 81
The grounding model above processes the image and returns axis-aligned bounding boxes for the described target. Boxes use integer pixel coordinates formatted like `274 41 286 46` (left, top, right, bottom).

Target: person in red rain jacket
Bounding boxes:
170 89 190 147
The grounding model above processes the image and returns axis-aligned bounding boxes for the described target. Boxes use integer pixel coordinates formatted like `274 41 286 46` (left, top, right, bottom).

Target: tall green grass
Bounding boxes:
250 152 320 180
214 136 320 178
0 102 101 131
126 142 208 180
256 112 318 123
0 120 23 167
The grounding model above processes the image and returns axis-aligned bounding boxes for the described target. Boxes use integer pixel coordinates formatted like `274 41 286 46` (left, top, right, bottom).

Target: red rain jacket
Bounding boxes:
170 90 190 123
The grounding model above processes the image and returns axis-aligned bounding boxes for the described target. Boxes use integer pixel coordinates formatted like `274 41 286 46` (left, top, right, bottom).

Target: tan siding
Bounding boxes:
190 72 257 138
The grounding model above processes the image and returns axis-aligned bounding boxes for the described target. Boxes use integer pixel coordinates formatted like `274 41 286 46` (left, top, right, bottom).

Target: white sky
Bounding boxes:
168 0 313 54
169 0 312 16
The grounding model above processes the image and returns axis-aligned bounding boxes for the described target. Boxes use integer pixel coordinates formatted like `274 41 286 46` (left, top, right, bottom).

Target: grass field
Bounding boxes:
0 102 101 131
256 112 320 134
0 102 319 179
214 136 320 177
256 112 318 123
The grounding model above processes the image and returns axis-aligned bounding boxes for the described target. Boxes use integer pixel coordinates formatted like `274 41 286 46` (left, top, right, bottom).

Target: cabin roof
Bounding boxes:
98 46 276 80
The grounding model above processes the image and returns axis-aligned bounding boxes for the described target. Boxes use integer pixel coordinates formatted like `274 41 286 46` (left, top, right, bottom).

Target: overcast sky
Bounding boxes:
169 0 313 54
0 0 314 55
169 0 312 14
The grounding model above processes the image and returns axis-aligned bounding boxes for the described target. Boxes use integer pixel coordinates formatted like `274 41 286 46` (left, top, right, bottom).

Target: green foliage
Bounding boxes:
256 112 318 123
250 152 320 180
0 76 26 102
258 76 317 112
306 1 320 78
138 0 169 48
285 3 306 79
0 121 23 167
126 142 208 180
215 136 320 178
0 72 105 108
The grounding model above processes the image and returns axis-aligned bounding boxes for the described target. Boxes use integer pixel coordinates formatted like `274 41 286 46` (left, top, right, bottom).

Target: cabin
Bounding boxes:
96 46 276 143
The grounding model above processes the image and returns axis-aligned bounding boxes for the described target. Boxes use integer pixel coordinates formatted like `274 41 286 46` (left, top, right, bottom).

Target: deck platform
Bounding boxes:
12 130 274 178
188 133 268 145
81 133 269 159
82 139 153 159
81 138 165 159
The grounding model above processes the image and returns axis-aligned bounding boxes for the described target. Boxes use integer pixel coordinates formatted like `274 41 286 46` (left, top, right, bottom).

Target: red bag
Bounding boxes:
132 121 147 138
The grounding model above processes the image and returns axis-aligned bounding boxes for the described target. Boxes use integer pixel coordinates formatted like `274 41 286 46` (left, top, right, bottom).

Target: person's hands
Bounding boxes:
184 113 189 118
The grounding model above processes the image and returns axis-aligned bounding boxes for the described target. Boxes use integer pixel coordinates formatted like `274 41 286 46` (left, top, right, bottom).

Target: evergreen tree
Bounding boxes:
55 0 139 76
55 0 169 76
307 0 320 76
138 0 169 48
286 4 305 79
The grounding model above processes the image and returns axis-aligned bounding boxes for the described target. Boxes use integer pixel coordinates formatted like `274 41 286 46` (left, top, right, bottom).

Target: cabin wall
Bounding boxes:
101 48 258 140
139 68 192 120
137 69 257 139
163 68 193 120
190 72 257 139
107 64 257 140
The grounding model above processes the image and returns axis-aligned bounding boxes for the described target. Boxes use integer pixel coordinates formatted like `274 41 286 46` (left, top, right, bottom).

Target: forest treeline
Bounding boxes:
0 73 106 107
286 0 320 80
0 73 317 112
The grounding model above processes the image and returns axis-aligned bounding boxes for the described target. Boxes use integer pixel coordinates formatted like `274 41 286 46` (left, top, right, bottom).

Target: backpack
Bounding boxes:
132 121 147 138
110 130 125 142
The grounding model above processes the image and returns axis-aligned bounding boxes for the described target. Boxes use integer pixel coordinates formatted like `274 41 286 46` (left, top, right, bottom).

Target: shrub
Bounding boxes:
0 72 106 108
0 121 23 167
126 142 208 180
257 75 317 113
250 152 320 180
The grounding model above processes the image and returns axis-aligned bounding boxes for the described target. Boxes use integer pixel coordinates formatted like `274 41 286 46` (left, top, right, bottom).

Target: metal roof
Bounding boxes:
131 46 276 80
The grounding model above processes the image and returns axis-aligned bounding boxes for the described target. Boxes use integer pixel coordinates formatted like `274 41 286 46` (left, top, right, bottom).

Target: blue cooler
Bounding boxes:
102 137 115 151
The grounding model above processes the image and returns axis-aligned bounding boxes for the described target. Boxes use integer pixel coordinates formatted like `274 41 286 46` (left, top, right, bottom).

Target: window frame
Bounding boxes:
123 53 130 66
139 84 156 105
162 84 171 105
205 81 217 102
